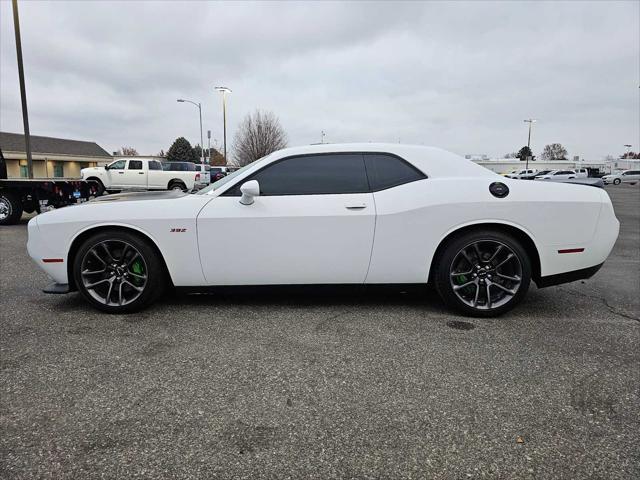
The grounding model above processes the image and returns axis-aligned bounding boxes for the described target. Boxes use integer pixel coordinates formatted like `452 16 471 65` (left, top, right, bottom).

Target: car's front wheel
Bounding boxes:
73 230 166 313
434 230 531 317
613 178 621 185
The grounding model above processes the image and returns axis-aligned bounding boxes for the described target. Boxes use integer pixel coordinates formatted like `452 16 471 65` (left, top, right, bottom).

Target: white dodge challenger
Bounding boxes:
27 144 619 317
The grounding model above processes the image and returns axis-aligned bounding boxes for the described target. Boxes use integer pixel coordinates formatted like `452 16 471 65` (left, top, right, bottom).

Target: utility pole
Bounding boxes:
176 99 204 164
207 130 211 164
214 87 231 164
12 0 33 178
524 119 536 170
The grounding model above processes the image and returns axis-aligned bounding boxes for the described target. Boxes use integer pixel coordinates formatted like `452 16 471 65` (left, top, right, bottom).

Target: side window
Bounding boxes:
127 160 143 170
148 161 162 170
225 154 368 196
364 153 426 191
109 160 126 170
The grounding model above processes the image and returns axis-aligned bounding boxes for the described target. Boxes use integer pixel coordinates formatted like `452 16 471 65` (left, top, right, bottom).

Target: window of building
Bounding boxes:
20 165 28 178
53 162 64 178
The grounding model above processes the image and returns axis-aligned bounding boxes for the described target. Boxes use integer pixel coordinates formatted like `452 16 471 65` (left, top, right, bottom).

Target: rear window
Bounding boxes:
364 153 426 191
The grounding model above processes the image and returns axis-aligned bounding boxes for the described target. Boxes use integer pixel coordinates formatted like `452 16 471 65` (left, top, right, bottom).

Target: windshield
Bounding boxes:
196 155 272 195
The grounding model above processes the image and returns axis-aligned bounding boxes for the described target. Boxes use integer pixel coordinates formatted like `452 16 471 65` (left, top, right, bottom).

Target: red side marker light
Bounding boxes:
42 258 64 263
558 248 584 254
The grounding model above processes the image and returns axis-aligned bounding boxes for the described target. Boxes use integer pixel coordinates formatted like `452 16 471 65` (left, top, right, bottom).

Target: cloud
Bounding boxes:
1 0 638 159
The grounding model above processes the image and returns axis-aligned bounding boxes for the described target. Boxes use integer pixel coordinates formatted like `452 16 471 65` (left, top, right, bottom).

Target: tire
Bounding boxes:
169 181 186 191
73 230 167 313
613 178 621 185
433 229 532 317
86 177 105 196
0 191 23 226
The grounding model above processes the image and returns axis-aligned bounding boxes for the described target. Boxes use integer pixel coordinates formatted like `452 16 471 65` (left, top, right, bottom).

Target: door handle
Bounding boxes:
345 204 367 210
138 172 144 174
118 171 124 174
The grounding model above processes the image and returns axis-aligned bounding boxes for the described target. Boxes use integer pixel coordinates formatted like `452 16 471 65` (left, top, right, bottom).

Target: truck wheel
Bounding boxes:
87 177 105 196
169 181 186 191
73 230 167 313
0 191 23 226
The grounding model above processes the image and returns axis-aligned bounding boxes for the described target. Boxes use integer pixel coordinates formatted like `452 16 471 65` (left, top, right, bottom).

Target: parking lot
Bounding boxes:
1 185 638 479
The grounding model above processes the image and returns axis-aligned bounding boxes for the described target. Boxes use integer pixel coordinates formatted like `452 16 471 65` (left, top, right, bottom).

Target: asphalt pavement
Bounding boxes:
1 185 638 479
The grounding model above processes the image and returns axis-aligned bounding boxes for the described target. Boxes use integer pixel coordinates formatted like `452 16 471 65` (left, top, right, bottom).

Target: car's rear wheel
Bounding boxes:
73 230 166 313
613 178 621 185
434 230 531 317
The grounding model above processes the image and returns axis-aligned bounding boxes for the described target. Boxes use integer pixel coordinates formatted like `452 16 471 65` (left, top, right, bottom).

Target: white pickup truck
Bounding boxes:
81 158 200 193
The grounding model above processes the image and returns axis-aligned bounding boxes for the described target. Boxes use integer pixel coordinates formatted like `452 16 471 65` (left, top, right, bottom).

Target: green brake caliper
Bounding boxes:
454 274 468 285
131 259 145 286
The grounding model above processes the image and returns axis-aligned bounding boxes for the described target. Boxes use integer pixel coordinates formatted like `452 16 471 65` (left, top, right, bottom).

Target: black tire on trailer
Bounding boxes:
72 230 167 313
0 190 24 226
433 229 532 318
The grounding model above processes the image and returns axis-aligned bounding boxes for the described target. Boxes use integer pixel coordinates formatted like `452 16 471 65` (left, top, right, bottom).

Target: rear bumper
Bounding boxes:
535 262 603 288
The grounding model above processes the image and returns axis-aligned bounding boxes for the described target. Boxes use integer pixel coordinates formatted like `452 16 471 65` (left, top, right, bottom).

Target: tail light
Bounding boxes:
195 173 201 181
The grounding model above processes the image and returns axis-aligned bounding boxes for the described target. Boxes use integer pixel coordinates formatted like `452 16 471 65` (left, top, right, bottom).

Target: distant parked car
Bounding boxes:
162 161 197 172
602 170 640 185
210 166 232 182
504 169 538 180
193 164 211 186
534 169 587 181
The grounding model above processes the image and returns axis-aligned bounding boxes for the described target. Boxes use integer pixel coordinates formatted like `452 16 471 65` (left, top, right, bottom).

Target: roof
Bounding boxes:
0 131 112 158
267 143 495 178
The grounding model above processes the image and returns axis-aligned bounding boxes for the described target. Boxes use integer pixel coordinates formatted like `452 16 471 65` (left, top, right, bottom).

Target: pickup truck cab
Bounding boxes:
81 158 199 192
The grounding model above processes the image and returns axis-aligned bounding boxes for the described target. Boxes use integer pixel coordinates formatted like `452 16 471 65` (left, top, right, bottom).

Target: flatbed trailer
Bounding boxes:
0 149 102 225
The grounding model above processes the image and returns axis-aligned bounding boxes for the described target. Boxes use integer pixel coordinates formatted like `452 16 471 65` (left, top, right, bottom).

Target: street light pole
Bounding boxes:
214 87 231 163
523 119 536 170
177 99 204 164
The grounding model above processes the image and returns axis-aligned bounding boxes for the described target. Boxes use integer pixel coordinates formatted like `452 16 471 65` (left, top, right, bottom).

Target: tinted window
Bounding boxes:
148 161 162 170
364 153 426 191
128 160 143 170
163 162 195 171
226 154 368 196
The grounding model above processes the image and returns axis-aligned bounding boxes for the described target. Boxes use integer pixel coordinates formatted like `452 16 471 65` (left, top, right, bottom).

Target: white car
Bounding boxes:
534 169 587 181
81 158 200 193
602 170 640 185
28 144 619 317
503 169 537 180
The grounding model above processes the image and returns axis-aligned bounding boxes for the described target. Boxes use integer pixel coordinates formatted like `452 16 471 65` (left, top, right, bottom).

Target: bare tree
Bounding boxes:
117 146 138 156
540 143 568 161
232 110 288 167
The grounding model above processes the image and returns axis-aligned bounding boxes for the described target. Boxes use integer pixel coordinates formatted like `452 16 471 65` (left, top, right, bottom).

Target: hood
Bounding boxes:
90 190 188 203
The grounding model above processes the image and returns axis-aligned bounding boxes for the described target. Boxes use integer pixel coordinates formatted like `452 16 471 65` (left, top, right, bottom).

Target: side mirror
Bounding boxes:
239 180 260 205
104 165 110 170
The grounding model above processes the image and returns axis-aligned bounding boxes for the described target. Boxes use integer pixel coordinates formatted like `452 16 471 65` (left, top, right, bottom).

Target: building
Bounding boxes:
0 131 112 178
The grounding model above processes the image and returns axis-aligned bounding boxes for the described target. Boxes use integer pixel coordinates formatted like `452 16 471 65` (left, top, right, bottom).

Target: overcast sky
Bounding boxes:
1 0 638 160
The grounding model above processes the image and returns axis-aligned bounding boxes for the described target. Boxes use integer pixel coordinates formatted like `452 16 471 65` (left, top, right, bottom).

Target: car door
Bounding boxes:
623 170 640 183
120 159 146 188
146 160 165 189
197 153 376 285
106 159 126 188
